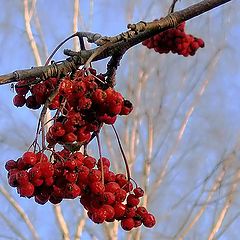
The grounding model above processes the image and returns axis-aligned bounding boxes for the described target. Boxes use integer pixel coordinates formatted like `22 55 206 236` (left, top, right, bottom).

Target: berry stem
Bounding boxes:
95 131 104 184
111 124 131 181
45 33 79 66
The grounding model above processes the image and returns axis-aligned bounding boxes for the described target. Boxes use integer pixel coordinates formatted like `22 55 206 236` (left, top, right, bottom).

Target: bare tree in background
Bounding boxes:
0 0 239 240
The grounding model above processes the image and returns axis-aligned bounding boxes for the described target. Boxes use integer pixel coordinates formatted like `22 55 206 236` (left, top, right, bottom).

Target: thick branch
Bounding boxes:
0 0 231 85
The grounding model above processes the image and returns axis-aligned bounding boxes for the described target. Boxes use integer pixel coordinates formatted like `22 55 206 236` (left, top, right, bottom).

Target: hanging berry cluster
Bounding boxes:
7 67 156 231
5 150 155 230
142 21 204 57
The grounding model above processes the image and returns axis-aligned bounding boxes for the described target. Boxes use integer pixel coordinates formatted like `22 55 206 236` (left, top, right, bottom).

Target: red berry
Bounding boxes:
133 187 144 198
65 183 81 199
134 219 142 228
65 172 77 183
98 114 117 124
114 203 126 219
88 169 102 182
22 151 37 167
44 177 54 186
101 191 115 205
49 195 62 204
143 213 156 228
97 157 110 169
104 171 116 182
64 160 77 171
29 166 42 181
91 208 106 224
50 122 66 137
90 181 105 195
77 128 91 144
125 207 136 218
13 94 26 107
59 78 73 95
36 152 48 162
8 174 18 187
83 156 96 169
26 95 41 109
35 192 50 205
120 100 133 115
115 188 127 202
92 89 107 103
39 162 54 178
121 218 135 231
18 182 35 197
16 170 29 185
63 132 77 143
5 160 17 171
102 205 115 221
77 166 90 183
15 81 29 95
105 182 120 193
136 206 148 218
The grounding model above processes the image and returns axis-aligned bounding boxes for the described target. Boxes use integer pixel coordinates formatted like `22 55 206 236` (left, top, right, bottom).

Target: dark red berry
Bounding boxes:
121 218 135 231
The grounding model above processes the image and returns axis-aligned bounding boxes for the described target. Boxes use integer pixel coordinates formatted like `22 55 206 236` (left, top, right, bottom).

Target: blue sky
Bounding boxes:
0 1 240 239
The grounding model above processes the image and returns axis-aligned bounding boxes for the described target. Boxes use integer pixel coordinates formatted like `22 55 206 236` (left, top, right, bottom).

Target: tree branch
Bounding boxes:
0 0 231 85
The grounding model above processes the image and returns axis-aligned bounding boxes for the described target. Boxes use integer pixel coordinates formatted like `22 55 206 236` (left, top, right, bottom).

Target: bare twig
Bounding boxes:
178 168 226 240
207 168 240 240
168 0 180 14
0 212 27 240
149 48 222 199
73 0 80 51
53 205 70 240
74 211 87 240
23 0 42 66
0 185 40 240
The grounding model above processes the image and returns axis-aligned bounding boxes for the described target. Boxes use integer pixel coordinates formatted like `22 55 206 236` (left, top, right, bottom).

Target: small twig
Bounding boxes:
168 0 180 14
45 33 79 66
0 212 27 240
74 211 87 240
96 131 104 184
111 124 131 181
0 185 40 240
73 0 80 51
23 0 42 66
53 205 70 240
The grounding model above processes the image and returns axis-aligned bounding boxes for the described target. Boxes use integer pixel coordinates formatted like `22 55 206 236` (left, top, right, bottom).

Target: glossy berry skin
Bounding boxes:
121 218 135 231
5 160 17 171
15 82 29 95
13 95 26 107
90 181 105 195
83 156 96 169
22 152 37 167
127 194 140 207
18 182 35 197
91 208 106 224
102 204 115 221
114 203 126 219
133 187 144 198
105 182 120 193
143 213 156 228
136 207 148 218
16 170 29 185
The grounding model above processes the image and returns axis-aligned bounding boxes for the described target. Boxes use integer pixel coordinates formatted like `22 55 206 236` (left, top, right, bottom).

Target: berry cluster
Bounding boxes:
13 77 57 109
5 150 155 230
9 67 156 231
13 69 133 148
142 21 204 57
